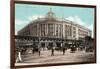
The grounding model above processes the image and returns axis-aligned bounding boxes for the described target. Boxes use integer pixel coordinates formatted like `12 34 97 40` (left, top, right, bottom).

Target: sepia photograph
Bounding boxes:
11 1 96 68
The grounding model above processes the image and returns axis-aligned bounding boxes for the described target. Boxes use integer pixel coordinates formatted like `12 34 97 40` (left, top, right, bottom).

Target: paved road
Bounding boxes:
15 50 95 66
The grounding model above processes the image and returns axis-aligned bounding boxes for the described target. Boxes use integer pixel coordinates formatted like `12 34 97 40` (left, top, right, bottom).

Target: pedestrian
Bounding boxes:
16 50 22 63
62 47 65 55
39 50 40 56
32 48 34 54
38 47 41 56
38 42 41 56
51 47 55 56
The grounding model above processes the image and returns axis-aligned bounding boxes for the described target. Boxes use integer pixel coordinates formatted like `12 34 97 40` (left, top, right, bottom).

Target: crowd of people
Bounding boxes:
16 45 79 63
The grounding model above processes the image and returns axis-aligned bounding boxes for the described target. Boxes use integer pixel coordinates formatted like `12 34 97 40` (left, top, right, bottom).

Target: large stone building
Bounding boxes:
18 9 91 40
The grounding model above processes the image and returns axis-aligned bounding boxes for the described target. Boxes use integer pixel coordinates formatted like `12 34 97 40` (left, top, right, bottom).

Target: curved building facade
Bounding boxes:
18 9 91 40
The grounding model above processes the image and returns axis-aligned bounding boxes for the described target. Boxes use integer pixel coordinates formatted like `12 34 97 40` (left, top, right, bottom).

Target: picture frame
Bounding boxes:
10 0 96 69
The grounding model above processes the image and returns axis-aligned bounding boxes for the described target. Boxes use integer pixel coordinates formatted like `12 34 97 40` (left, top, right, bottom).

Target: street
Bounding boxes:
15 49 94 66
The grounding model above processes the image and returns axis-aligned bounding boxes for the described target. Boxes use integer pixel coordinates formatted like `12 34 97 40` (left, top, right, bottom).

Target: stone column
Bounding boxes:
63 24 65 38
54 24 56 36
46 24 47 36
62 24 63 38
39 24 40 36
45 24 46 36
57 24 60 37
41 24 43 36
47 24 48 36
53 24 55 36
37 24 39 36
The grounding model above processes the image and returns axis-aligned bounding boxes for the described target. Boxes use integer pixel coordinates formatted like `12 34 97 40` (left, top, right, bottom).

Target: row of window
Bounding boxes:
40 24 62 37
78 29 89 36
18 23 90 39
65 25 72 37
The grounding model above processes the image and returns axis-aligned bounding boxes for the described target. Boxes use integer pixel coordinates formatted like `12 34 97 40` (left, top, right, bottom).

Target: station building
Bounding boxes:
18 9 91 40
16 9 92 51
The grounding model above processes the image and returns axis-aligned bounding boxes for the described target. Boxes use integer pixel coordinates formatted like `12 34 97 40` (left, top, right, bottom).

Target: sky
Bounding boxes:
15 3 95 37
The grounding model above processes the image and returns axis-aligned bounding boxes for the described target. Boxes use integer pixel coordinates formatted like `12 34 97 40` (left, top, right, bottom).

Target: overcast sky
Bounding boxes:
15 4 95 37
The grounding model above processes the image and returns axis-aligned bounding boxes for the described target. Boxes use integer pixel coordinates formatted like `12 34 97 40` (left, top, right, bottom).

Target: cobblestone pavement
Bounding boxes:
15 50 95 66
